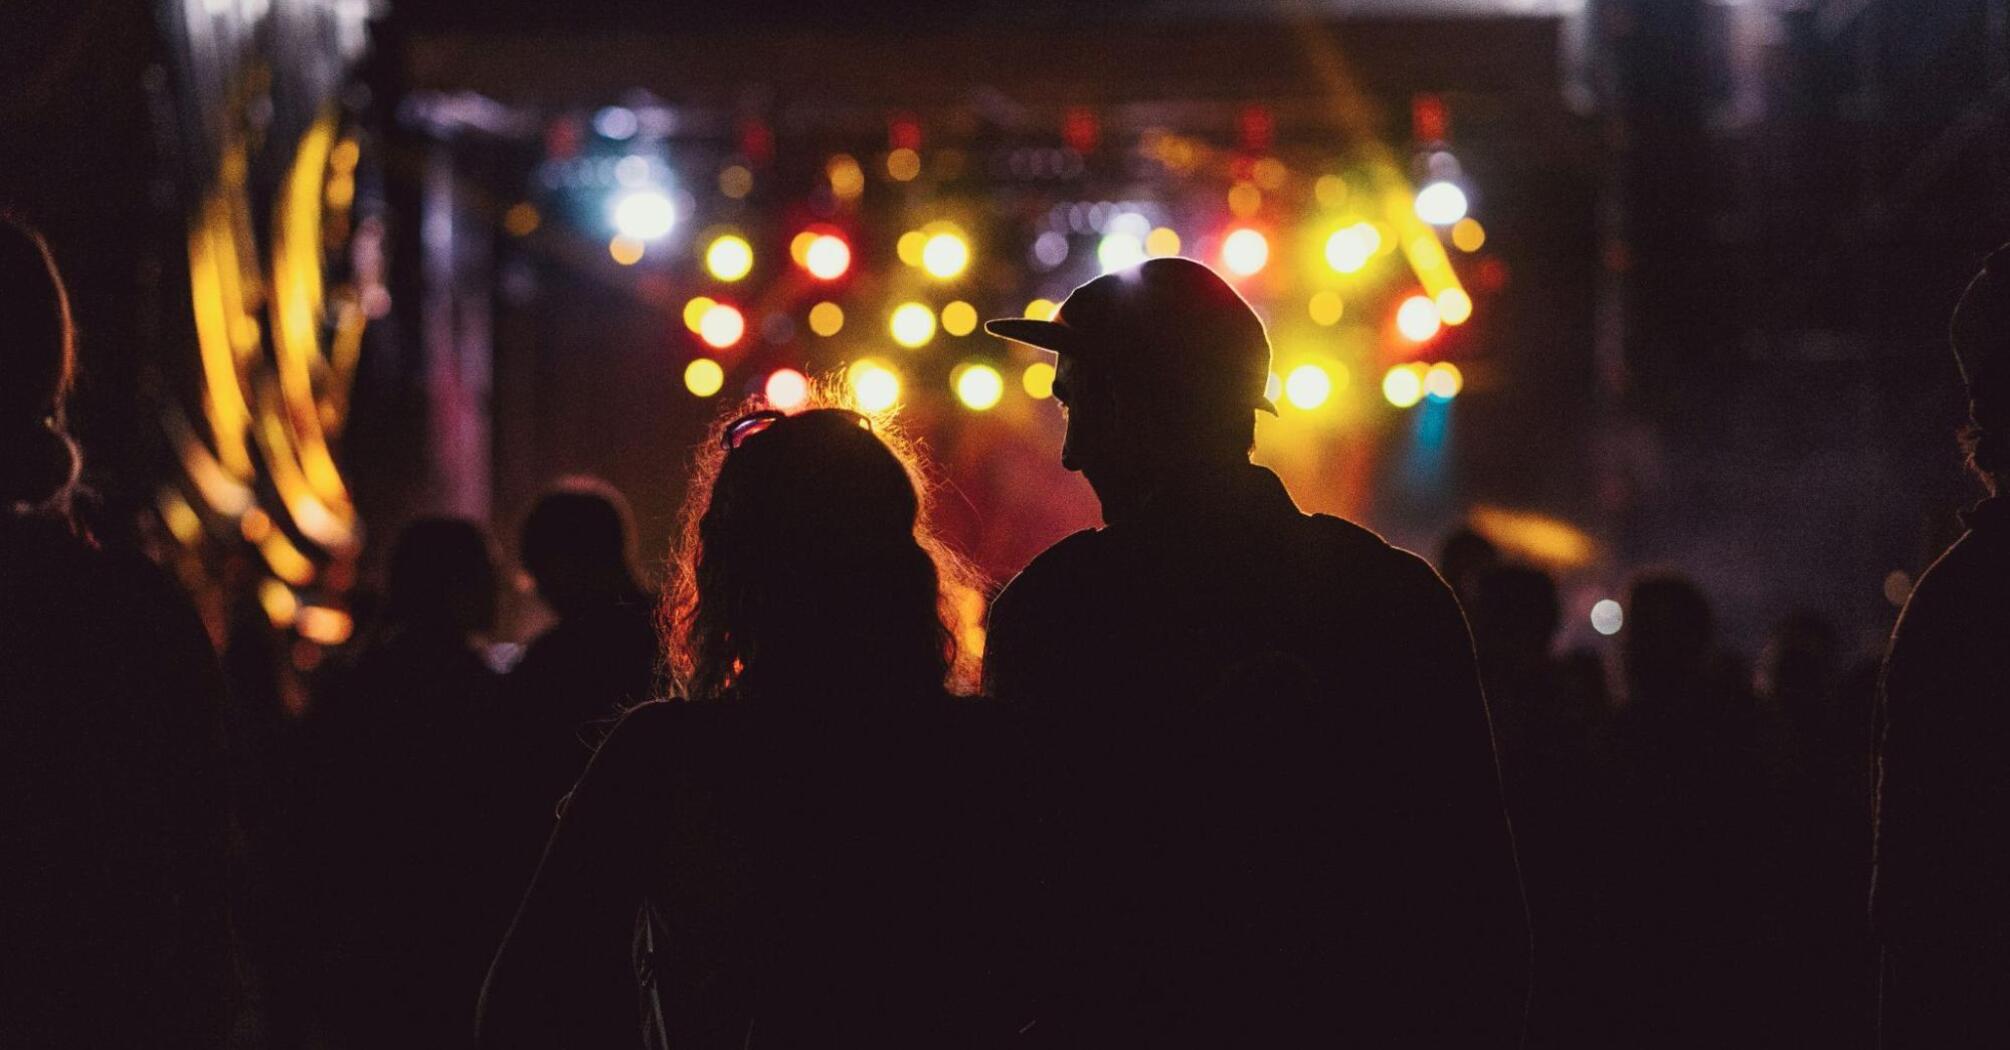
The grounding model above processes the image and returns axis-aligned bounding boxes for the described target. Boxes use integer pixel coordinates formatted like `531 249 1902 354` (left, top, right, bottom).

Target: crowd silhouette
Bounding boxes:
5 205 2010 1048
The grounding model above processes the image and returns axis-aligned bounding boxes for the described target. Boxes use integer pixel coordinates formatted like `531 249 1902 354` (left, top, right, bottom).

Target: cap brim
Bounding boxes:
983 318 1088 356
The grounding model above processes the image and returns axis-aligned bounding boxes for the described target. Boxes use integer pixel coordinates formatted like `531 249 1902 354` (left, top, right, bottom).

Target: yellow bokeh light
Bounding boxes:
1145 227 1182 258
1452 217 1487 253
503 203 540 237
1024 298 1058 321
897 230 928 267
1383 364 1426 408
684 357 725 397
608 236 645 266
1252 157 1289 190
1227 182 1263 218
1285 364 1334 410
890 302 937 348
258 578 299 628
1315 174 1349 210
1426 362 1464 401
698 303 745 349
1396 295 1443 342
941 300 978 336
765 368 810 411
1324 222 1381 274
705 234 753 282
1436 287 1474 326
1221 228 1270 277
954 363 1005 411
718 164 754 199
296 606 354 646
804 234 850 280
1022 361 1057 399
790 230 818 266
1308 291 1344 326
921 231 970 279
1265 372 1283 405
683 296 716 334
827 154 866 200
887 147 922 182
848 359 902 412
808 301 845 337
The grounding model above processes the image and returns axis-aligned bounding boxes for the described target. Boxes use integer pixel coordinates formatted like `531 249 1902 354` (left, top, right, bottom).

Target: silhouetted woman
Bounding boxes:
477 404 1031 1049
0 213 234 1045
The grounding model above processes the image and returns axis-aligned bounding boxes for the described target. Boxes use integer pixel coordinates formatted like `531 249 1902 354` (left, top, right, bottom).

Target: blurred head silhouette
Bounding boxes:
382 517 499 640
520 478 641 618
1622 572 1715 704
1472 563 1561 666
665 402 977 703
0 213 81 515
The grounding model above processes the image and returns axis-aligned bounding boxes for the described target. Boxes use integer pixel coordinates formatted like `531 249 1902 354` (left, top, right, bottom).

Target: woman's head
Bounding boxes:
664 398 980 702
0 213 81 513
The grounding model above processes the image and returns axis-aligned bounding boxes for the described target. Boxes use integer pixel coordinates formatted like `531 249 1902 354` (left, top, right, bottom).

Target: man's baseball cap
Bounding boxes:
984 256 1278 414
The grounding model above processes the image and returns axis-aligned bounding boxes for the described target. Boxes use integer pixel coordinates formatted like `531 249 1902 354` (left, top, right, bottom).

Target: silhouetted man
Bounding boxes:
507 481 660 811
982 257 1527 1045
1874 244 2010 1047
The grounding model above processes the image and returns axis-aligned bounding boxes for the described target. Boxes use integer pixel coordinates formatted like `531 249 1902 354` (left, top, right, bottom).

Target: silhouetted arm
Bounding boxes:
1372 550 1531 1044
475 702 670 1048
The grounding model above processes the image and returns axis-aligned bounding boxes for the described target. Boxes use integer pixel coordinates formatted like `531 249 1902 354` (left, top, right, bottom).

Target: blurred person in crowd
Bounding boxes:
1468 562 1606 1048
981 258 1526 1045
1440 524 1502 614
478 405 1030 1048
0 213 235 1046
300 517 508 1049
507 480 661 794
1874 243 2010 1048
1593 570 1794 1047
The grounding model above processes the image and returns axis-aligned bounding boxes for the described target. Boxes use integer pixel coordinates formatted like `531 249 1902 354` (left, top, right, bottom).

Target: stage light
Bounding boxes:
1285 364 1333 410
611 190 676 241
1452 218 1486 253
615 155 653 187
503 203 540 237
1591 599 1624 636
954 363 1005 411
1396 295 1442 342
594 106 639 140
827 154 866 200
1022 361 1056 400
1024 298 1058 321
803 234 850 280
1436 288 1474 326
683 296 715 334
922 231 970 279
808 301 844 337
684 357 725 397
1425 362 1464 401
1315 174 1348 210
1414 181 1469 226
1383 364 1426 409
765 368 810 411
1221 228 1270 277
897 230 927 267
1146 227 1182 258
698 303 745 349
887 147 922 182
848 359 901 412
941 300 978 337
1325 222 1382 274
1098 231 1145 272
1228 182 1262 218
718 165 753 200
1308 291 1344 326
608 236 645 266
705 235 753 282
890 302 937 348
1033 231 1070 269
